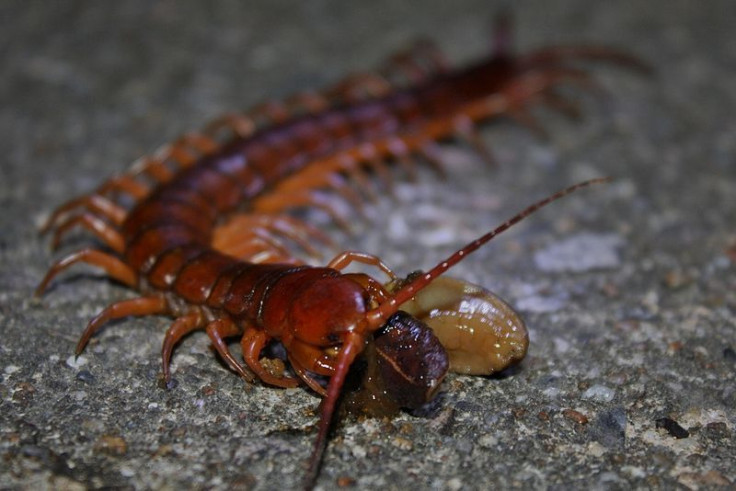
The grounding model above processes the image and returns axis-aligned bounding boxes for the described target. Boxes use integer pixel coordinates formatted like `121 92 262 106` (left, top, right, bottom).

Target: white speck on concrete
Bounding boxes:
553 337 571 354
477 434 498 448
66 355 87 369
516 293 569 313
447 477 464 491
534 233 624 273
543 387 562 398
582 384 616 402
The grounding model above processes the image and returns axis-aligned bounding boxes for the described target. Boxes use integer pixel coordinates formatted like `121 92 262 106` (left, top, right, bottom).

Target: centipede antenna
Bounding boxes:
366 177 612 329
304 332 363 490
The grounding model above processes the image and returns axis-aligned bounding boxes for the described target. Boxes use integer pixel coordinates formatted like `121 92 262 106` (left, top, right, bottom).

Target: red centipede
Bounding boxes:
37 20 642 489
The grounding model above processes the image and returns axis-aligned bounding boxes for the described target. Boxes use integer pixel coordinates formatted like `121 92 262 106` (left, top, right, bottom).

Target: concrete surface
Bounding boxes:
1 1 734 490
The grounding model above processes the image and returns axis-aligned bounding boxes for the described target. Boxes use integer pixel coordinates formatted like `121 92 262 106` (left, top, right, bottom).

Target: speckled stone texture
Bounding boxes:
1 1 734 490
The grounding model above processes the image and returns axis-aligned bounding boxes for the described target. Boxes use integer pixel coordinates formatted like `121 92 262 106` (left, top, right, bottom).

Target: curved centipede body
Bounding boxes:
37 20 642 489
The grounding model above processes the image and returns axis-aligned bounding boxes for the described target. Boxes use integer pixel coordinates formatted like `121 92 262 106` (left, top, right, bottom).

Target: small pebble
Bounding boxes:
655 417 689 439
723 346 736 362
95 435 128 455
563 409 589 425
75 370 95 384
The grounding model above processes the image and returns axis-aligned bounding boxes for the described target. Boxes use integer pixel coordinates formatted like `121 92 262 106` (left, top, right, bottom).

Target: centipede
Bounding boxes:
37 18 643 489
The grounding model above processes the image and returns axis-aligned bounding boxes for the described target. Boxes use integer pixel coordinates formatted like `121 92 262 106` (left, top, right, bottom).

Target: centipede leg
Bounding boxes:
327 72 393 102
386 137 418 181
254 190 352 232
453 115 496 166
286 91 330 114
147 133 217 172
205 318 256 383
241 327 299 388
363 154 395 195
161 310 204 383
507 106 549 139
418 141 448 178
264 215 334 252
51 213 126 253
129 156 174 183
76 296 168 355
249 100 290 126
287 354 328 397
409 39 450 73
42 194 127 233
216 236 292 263
214 213 331 259
97 175 149 201
382 39 449 85
327 251 397 280
204 113 257 140
36 248 137 296
341 273 391 305
520 45 651 74
337 154 380 203
539 91 583 120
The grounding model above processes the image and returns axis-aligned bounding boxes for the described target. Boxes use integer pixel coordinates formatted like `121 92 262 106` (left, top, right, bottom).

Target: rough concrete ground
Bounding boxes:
1 1 735 490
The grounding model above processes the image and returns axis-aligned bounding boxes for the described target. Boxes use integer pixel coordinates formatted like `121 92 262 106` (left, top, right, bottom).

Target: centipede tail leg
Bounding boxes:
205 318 256 383
241 327 300 388
161 311 204 383
75 296 169 355
35 248 137 296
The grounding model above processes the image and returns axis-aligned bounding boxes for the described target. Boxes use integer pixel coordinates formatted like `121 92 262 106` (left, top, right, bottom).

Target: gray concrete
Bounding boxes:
1 1 734 489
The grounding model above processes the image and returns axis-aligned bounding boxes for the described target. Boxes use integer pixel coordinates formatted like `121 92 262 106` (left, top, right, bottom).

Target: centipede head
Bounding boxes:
289 275 368 347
